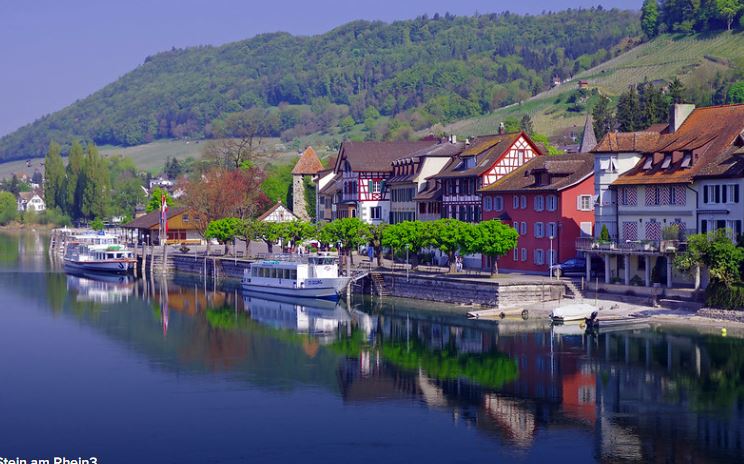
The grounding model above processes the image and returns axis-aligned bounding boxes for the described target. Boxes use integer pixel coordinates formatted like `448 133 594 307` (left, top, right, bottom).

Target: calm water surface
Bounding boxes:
0 232 742 463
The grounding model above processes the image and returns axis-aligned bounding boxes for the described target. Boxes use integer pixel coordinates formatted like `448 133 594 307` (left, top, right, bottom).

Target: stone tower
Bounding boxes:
291 146 323 221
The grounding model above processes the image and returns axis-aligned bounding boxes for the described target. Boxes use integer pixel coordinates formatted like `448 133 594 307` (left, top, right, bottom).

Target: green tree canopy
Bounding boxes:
641 0 660 38
425 219 473 273
43 141 65 210
146 187 174 213
0 191 17 225
205 217 243 244
468 220 519 276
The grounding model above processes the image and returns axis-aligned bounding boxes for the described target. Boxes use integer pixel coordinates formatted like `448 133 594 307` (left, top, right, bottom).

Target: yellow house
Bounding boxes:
122 207 202 245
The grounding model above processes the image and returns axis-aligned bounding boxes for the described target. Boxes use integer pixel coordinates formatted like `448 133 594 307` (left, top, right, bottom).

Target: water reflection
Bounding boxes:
1 231 742 462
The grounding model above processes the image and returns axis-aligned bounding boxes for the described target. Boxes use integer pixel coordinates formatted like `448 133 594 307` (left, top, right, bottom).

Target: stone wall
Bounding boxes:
292 174 309 220
377 273 564 308
170 254 251 281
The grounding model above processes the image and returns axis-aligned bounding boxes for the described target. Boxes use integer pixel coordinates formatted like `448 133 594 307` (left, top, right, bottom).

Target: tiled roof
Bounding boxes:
413 181 442 201
592 131 663 153
612 104 744 186
480 153 594 193
433 132 538 179
291 146 324 175
123 207 188 229
334 141 436 173
388 141 465 185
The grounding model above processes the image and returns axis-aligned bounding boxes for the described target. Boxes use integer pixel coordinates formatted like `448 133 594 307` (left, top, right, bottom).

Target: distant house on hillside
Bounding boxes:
16 191 45 212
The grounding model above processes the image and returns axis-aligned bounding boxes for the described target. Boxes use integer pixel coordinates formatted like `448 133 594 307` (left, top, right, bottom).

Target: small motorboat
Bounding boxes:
550 303 598 322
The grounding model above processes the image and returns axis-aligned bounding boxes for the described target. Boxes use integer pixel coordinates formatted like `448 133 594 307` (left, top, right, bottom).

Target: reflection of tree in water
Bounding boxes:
0 232 20 265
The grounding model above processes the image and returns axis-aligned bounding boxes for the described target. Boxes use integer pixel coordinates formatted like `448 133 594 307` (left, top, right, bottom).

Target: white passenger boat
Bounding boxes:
63 242 136 274
241 254 351 300
549 303 598 322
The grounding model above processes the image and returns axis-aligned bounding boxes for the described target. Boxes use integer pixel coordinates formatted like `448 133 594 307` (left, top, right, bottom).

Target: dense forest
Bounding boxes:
0 8 640 161
641 0 744 37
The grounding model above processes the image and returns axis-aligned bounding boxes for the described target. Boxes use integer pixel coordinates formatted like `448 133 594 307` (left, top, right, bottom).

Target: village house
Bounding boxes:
579 103 744 291
122 207 201 245
431 130 544 223
330 140 436 224
314 156 337 223
388 138 464 224
16 191 46 212
481 153 595 273
257 201 299 223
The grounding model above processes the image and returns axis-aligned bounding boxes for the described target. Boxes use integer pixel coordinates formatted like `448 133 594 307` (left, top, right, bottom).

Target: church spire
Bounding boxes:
579 112 597 153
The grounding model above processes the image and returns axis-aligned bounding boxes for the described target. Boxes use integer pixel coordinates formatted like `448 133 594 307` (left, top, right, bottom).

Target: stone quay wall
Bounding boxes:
377 273 564 308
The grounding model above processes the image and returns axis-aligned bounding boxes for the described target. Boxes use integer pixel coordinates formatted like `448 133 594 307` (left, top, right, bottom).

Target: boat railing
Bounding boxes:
255 253 340 263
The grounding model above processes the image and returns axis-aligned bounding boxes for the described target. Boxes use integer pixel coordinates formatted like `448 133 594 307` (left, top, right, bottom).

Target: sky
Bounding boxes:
0 0 641 138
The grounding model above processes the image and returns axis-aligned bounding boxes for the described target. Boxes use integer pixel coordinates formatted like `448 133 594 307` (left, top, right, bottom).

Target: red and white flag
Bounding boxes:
160 194 168 235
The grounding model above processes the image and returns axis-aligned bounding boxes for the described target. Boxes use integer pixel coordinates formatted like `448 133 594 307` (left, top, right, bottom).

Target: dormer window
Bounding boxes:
642 156 653 170
681 151 692 168
661 154 672 169
464 157 476 169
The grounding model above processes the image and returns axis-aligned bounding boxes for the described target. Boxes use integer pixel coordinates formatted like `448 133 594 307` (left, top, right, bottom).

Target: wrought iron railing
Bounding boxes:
576 238 686 253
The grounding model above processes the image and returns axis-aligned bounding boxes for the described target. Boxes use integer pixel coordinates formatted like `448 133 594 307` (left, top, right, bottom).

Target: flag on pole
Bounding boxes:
160 194 168 238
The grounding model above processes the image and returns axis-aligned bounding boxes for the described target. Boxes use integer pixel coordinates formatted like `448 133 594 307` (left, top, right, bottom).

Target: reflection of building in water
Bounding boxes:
66 274 134 303
243 295 351 344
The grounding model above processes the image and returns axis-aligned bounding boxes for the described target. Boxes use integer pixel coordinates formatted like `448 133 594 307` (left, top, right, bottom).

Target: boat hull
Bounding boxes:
241 277 351 301
64 259 134 274
550 303 598 322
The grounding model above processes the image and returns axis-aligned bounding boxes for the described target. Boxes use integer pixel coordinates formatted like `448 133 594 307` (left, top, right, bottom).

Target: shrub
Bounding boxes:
705 282 744 310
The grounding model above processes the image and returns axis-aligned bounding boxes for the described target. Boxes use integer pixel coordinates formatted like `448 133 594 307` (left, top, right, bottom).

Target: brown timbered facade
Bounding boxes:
333 140 436 224
432 132 544 222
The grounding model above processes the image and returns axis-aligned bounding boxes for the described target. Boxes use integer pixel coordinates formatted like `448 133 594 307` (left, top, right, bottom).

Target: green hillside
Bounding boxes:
0 8 640 162
445 32 744 138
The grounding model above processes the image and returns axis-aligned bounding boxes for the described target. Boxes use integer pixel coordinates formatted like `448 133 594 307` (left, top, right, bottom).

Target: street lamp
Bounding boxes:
549 235 554 280
406 244 410 281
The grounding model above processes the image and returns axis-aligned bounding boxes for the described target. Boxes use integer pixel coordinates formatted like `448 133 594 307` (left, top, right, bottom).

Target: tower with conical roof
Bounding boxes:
579 113 597 153
291 146 323 220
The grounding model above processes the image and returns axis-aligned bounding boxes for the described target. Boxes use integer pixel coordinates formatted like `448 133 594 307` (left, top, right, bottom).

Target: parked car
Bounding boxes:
550 257 604 277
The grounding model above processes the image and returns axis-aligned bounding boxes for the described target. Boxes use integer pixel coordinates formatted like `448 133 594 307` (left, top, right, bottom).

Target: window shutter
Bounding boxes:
723 185 728 204
576 196 582 210
703 186 708 204
736 185 740 203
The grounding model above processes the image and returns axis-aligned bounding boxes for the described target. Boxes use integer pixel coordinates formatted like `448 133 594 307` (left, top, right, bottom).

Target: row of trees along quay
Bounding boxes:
204 217 519 276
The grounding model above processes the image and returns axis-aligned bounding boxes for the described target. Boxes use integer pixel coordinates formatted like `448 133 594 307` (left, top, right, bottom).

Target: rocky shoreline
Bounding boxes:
696 308 744 324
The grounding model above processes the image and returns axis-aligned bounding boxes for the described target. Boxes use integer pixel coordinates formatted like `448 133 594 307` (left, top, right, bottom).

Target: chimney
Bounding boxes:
498 122 505 135
451 135 457 144
669 104 695 133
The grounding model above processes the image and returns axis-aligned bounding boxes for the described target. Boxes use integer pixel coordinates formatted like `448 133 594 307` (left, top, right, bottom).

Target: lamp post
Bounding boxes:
406 244 410 281
549 235 554 280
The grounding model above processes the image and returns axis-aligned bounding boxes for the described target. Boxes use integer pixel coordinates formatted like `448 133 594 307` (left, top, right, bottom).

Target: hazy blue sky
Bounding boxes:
0 0 641 137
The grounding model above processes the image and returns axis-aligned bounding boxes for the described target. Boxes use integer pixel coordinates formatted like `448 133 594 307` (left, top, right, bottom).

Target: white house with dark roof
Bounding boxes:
17 191 45 212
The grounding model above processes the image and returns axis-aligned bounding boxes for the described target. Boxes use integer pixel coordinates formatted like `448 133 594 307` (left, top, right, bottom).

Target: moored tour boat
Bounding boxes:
241 254 351 300
63 242 136 274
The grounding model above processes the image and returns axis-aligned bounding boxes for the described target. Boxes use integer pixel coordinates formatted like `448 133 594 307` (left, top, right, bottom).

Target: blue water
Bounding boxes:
0 232 742 463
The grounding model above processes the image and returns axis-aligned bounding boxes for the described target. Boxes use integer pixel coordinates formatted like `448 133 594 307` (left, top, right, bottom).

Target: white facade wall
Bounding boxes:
358 199 389 225
695 178 744 238
616 184 696 241
593 151 641 238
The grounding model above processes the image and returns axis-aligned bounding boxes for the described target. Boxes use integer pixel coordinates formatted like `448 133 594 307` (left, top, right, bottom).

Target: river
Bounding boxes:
0 231 742 463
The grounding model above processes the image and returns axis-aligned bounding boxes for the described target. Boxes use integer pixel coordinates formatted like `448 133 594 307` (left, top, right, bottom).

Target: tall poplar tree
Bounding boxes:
64 140 85 218
43 141 65 210
641 0 660 37
81 143 109 220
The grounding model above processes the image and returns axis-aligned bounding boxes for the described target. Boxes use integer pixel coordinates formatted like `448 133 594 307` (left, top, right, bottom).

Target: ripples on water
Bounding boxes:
0 231 742 463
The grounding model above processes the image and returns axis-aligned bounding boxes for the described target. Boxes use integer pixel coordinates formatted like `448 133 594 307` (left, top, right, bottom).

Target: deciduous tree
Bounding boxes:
468 220 519 276
425 219 473 273
43 141 65 210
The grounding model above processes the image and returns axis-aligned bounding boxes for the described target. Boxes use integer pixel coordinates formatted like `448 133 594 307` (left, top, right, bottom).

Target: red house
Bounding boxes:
480 153 595 273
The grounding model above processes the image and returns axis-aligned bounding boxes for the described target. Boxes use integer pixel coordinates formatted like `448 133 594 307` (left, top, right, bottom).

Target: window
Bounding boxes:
513 222 519 233
494 196 504 211
547 222 557 238
484 196 493 211
681 152 692 168
520 195 527 209
535 249 545 265
535 222 544 238
513 195 519 209
513 248 519 261
534 195 544 211
521 248 527 262
517 149 525 165
577 195 592 211
520 222 527 235
642 156 653 170
370 206 382 220
546 194 557 211
182 214 189 222
661 154 672 169
369 180 383 193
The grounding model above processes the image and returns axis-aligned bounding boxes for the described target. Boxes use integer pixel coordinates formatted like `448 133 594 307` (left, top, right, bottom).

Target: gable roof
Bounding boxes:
432 132 542 179
612 104 744 186
123 207 188 229
334 141 437 173
480 153 594 193
257 201 299 222
592 131 663 153
17 191 41 201
292 146 324 175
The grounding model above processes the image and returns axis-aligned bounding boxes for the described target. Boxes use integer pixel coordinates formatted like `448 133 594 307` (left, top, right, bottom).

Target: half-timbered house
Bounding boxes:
431 131 544 222
332 141 436 224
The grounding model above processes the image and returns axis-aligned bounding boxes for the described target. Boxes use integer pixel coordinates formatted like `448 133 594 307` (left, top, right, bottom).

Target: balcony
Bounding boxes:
576 238 686 254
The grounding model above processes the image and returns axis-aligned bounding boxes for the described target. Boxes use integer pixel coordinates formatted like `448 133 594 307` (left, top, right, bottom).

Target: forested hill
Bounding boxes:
0 8 640 161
